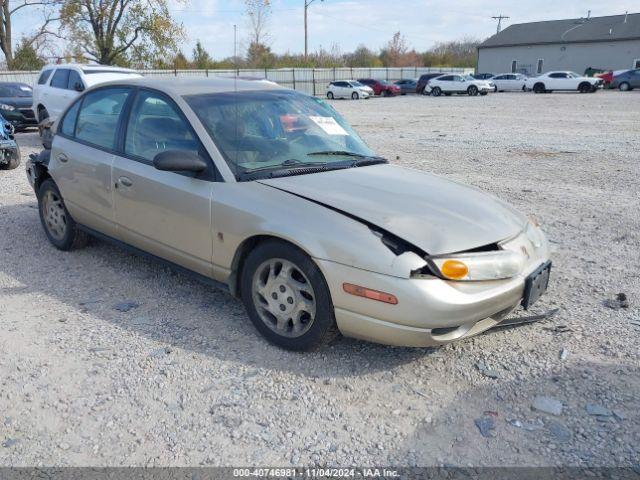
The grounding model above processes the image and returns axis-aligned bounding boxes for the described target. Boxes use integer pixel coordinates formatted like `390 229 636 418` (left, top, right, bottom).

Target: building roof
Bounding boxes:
479 12 640 48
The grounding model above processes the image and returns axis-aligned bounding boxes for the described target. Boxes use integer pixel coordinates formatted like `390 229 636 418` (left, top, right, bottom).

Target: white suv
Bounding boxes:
32 64 142 122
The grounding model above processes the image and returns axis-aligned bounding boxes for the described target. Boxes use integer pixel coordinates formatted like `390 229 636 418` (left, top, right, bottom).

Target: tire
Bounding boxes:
326 91 334 100
467 85 479 96
240 240 338 351
493 85 498 93
0 146 20 170
382 89 390 97
431 87 441 97
619 82 631 92
533 83 546 94
578 82 592 93
37 179 88 251
37 106 49 123
351 91 359 100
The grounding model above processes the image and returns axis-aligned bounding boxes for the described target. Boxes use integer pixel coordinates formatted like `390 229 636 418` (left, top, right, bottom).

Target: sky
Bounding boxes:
9 0 640 61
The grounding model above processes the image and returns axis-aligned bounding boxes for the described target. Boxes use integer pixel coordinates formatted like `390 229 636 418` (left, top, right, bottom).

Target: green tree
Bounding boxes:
11 38 45 70
192 40 212 69
173 51 190 69
60 0 185 66
246 41 274 69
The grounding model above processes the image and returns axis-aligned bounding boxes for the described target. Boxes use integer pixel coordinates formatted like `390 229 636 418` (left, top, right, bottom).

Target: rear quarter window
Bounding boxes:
60 100 82 137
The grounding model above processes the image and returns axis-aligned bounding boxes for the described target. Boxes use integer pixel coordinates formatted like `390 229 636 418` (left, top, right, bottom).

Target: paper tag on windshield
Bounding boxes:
309 116 348 136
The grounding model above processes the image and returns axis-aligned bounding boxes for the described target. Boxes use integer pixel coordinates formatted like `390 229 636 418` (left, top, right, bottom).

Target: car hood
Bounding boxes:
0 97 32 108
258 164 527 255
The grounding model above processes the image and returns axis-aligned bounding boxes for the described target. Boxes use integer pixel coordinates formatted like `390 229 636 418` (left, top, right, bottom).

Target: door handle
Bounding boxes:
57 153 68 163
117 176 133 188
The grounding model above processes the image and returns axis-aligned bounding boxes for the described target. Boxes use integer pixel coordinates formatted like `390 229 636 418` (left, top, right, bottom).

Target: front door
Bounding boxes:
112 89 215 277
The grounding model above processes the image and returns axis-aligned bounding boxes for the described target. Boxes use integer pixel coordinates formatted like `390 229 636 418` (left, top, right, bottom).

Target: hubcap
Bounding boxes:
252 258 316 338
42 190 67 241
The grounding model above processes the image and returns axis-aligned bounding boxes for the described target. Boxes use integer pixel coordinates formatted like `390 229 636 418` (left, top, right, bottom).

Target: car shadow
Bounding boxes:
0 200 433 378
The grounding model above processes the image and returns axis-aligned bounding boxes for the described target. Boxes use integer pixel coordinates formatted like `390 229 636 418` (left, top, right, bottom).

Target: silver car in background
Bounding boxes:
26 78 551 351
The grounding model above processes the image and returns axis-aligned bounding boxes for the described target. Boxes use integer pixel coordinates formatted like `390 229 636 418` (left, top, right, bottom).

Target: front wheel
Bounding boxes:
326 91 334 100
467 85 479 96
0 145 20 170
37 179 88 251
351 92 359 100
578 82 592 93
240 240 337 351
431 87 441 97
619 82 631 92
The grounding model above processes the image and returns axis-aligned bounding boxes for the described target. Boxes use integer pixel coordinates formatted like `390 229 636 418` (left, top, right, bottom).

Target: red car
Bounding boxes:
357 78 401 96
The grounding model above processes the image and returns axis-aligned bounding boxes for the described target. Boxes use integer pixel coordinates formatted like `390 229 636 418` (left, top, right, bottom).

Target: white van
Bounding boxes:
32 64 142 123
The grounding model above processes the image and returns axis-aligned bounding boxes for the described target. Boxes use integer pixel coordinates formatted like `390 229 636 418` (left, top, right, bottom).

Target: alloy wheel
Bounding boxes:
251 258 316 338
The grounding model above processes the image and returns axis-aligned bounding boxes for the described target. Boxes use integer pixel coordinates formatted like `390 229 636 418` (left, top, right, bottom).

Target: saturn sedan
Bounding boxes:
26 77 551 351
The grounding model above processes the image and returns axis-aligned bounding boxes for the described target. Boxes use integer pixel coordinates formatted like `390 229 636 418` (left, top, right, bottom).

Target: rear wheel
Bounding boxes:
351 91 359 100
240 240 337 351
431 87 441 97
619 82 631 92
37 179 88 251
467 85 479 96
326 91 334 100
533 83 546 94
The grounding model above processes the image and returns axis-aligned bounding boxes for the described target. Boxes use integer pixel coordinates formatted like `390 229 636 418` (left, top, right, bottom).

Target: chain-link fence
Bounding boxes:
0 66 474 96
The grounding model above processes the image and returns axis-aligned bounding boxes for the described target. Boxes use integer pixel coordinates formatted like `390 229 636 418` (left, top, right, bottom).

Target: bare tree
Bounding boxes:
60 0 185 66
0 0 61 68
245 0 270 46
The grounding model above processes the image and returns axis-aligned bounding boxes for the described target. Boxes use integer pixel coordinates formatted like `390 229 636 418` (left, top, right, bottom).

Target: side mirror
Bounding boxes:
153 150 207 173
73 82 85 92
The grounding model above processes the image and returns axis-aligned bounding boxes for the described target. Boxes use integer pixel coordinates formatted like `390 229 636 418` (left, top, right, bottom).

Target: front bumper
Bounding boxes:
316 232 551 347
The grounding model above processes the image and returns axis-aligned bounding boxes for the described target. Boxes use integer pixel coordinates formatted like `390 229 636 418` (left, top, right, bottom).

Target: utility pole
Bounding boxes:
304 0 324 59
233 24 237 70
492 14 510 34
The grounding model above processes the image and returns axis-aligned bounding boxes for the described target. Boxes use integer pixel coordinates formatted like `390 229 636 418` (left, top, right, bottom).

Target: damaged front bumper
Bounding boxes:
316 229 551 347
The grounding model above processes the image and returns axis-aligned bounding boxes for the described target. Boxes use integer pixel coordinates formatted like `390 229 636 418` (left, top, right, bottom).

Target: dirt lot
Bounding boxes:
1 90 639 468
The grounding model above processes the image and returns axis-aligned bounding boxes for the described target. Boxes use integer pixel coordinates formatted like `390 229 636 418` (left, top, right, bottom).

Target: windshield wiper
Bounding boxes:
307 151 388 167
241 159 327 174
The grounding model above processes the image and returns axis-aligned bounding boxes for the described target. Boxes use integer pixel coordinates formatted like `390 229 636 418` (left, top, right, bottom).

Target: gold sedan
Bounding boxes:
26 78 551 350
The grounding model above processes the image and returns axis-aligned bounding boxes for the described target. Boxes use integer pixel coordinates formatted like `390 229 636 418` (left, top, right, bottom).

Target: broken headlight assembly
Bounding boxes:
428 250 526 281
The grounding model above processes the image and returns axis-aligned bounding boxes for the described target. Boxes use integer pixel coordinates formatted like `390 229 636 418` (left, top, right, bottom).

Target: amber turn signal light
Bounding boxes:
343 283 398 305
440 260 469 280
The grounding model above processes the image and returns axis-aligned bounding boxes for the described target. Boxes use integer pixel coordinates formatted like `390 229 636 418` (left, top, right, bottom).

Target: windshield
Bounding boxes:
0 85 32 97
185 90 378 180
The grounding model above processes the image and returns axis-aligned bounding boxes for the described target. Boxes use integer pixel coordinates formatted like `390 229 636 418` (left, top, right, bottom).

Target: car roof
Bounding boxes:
0 81 31 87
41 63 137 73
94 76 286 96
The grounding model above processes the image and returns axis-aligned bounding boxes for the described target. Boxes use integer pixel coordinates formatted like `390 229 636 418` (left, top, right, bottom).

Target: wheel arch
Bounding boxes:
228 234 316 298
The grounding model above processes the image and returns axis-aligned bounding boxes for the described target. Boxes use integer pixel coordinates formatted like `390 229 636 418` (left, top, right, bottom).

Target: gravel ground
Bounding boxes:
0 90 639 468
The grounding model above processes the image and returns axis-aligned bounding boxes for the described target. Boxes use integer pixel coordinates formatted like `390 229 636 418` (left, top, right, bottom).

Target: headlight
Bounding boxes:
430 250 526 281
0 104 15 111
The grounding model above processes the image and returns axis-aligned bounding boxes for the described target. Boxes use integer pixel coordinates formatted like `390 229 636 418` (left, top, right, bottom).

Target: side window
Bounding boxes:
76 88 130 150
50 69 70 89
38 70 53 85
59 100 82 137
67 70 84 91
549 73 566 79
125 90 199 162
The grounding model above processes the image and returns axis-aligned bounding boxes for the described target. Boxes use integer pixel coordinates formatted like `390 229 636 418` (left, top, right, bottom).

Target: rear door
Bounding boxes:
111 88 215 276
50 87 131 236
48 68 74 119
